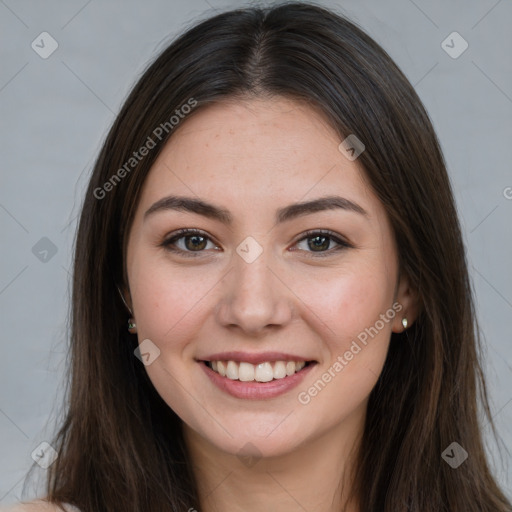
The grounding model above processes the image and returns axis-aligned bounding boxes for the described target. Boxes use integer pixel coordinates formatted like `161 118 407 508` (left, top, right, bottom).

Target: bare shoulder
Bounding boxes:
0 500 80 512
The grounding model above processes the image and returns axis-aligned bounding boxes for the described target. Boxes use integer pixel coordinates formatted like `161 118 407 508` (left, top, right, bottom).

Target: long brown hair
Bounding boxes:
32 2 512 511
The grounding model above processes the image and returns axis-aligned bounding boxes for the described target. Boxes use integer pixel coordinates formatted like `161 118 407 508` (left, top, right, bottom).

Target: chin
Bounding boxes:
184 409 316 461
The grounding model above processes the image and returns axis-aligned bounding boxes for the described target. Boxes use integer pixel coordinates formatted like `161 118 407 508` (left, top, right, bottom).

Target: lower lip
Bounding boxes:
199 361 316 400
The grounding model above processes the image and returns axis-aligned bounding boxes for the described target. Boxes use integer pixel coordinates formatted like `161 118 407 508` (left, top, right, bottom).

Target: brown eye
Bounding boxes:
307 234 331 251
161 229 218 257
292 230 352 257
183 234 208 251
161 228 351 258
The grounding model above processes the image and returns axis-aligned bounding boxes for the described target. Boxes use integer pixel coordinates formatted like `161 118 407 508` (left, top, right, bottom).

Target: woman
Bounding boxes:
7 2 511 511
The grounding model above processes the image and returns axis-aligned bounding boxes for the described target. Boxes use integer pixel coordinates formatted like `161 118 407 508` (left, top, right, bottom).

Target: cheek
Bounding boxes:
129 252 214 348
294 259 395 408
298 259 395 350
294 296 392 433
128 254 212 425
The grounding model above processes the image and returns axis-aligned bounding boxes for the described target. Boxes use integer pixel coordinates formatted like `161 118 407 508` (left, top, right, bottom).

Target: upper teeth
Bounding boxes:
209 360 307 382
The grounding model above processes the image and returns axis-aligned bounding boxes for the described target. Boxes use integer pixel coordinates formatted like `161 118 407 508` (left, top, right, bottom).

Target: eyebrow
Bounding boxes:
143 194 368 224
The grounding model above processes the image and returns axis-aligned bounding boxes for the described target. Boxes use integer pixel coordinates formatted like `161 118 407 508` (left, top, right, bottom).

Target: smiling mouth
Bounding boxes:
202 360 315 382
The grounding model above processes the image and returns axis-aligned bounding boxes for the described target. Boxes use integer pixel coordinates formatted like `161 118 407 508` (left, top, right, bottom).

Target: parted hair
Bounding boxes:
28 2 512 511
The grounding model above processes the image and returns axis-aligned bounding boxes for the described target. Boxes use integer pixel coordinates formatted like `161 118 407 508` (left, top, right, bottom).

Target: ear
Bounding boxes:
392 273 420 333
118 284 134 315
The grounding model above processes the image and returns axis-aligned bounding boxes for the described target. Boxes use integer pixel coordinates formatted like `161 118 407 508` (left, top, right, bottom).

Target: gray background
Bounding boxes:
1 0 511 504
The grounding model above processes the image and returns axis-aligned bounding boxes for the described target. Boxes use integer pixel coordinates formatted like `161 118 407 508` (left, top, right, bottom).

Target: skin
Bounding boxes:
122 96 418 512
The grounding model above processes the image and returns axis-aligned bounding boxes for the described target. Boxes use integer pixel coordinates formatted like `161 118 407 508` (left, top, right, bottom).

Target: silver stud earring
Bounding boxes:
401 317 408 329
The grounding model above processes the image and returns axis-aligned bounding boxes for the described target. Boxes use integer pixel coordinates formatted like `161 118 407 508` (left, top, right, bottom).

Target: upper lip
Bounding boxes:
198 351 316 365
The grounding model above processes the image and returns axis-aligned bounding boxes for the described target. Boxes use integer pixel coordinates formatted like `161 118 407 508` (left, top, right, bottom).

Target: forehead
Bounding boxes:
137 96 378 220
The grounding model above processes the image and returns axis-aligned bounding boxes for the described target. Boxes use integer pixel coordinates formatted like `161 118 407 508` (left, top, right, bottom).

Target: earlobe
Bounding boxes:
118 285 138 333
127 318 137 334
392 274 419 333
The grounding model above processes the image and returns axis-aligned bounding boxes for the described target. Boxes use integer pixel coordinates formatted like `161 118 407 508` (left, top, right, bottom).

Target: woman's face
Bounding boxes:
125 96 413 459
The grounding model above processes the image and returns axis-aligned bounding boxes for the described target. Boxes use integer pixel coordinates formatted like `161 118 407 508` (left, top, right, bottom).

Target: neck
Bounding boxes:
183 408 365 512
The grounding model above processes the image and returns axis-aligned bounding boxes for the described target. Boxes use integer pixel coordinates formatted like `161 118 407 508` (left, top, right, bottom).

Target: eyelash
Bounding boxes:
159 228 352 258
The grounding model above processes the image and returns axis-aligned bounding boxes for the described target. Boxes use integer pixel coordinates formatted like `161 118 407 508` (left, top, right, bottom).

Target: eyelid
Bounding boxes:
290 229 352 257
160 228 220 258
160 228 352 257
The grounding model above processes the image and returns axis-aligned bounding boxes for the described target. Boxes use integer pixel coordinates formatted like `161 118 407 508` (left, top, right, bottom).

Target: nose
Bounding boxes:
215 249 294 336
